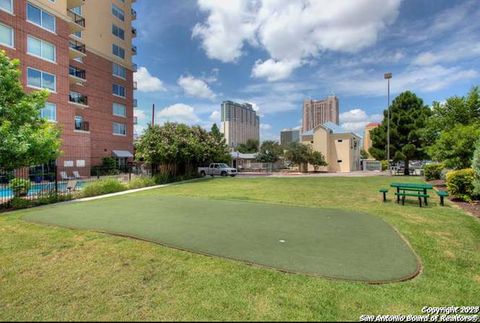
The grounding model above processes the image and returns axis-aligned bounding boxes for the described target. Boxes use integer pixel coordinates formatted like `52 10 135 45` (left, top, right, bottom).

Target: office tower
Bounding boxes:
220 100 260 149
302 96 339 133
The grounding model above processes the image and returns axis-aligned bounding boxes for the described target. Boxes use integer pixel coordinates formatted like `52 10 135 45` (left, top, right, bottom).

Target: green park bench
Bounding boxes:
395 191 430 207
436 190 449 206
379 188 388 202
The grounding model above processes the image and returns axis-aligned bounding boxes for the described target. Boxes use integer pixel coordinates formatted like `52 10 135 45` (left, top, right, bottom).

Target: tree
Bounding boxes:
284 142 311 172
256 140 283 163
210 123 222 140
135 122 230 176
369 91 431 175
237 139 259 153
308 151 328 171
429 124 480 169
360 149 369 160
0 50 61 171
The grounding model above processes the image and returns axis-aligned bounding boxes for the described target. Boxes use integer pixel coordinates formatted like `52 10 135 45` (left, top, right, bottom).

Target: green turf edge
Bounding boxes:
21 197 423 285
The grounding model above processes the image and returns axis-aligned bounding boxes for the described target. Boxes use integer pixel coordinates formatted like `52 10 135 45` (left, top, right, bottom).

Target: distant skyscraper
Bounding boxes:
280 128 300 147
363 122 380 157
221 101 260 149
302 96 339 133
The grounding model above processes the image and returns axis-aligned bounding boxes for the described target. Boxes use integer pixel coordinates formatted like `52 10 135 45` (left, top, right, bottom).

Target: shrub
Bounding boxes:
473 140 480 197
81 179 127 198
380 160 389 171
445 168 475 202
8 178 32 197
153 173 175 185
424 163 444 181
128 176 156 189
10 197 33 209
36 192 74 206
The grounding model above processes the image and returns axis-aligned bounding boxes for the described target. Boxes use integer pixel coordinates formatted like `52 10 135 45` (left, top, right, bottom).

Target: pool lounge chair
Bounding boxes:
66 180 77 192
60 171 73 180
72 171 85 179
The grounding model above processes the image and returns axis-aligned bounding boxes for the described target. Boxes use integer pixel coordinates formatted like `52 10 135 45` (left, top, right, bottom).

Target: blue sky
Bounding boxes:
132 0 480 140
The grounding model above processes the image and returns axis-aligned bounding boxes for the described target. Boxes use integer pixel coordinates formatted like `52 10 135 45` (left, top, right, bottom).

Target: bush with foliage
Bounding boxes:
473 140 480 197
256 140 283 163
10 197 33 209
380 160 389 171
91 157 121 176
445 168 476 202
423 163 444 181
81 179 127 198
128 176 156 189
8 178 31 197
308 151 328 171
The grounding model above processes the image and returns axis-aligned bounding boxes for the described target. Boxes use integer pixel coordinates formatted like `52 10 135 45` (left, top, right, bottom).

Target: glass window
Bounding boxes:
112 44 125 59
112 63 126 79
112 24 125 40
40 102 56 121
0 0 13 13
113 103 126 117
0 23 13 47
71 6 82 15
27 36 56 62
27 67 56 91
113 122 126 135
112 4 124 21
112 84 125 97
27 3 56 33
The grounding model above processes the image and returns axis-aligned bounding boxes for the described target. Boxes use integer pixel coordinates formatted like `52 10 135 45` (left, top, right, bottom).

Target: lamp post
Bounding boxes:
384 72 392 174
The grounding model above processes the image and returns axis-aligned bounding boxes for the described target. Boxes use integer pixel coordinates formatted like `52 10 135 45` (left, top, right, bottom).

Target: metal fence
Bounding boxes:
0 162 149 211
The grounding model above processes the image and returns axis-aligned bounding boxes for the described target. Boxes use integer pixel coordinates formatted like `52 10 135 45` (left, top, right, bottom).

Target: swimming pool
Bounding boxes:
0 181 86 199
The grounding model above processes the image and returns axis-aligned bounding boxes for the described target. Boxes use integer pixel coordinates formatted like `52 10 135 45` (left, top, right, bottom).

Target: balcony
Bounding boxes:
132 46 137 55
132 63 138 72
69 91 88 106
133 116 138 125
131 8 137 20
133 99 138 107
67 10 85 33
67 0 84 9
69 39 86 59
74 120 89 132
133 81 137 90
69 65 86 84
132 27 137 37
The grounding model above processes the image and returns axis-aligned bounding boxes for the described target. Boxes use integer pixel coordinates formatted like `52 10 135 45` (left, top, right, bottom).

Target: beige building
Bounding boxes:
221 100 260 149
363 122 380 157
301 122 361 172
302 96 339 132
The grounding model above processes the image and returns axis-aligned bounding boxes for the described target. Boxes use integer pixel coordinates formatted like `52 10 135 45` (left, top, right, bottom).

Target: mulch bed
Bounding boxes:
427 179 480 218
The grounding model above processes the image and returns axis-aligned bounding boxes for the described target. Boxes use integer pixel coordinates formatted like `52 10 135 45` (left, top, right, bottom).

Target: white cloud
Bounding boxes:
192 0 257 62
340 108 382 134
333 65 479 97
209 110 220 123
251 59 301 81
177 75 216 100
134 67 166 92
260 123 272 130
194 0 402 80
156 103 200 125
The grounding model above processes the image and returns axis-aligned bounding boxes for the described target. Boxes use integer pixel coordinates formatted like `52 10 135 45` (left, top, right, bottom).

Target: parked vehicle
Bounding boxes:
198 163 237 177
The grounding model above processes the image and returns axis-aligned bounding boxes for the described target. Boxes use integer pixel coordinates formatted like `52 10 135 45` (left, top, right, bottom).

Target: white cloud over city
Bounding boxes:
177 75 216 100
134 67 166 92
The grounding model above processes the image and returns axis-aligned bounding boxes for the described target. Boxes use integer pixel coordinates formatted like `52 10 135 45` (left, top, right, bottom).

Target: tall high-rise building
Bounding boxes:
0 0 136 175
280 128 300 147
220 100 260 149
302 96 339 133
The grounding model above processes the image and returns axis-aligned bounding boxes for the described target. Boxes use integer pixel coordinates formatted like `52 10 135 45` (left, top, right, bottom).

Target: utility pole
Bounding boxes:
384 72 392 174
151 104 155 126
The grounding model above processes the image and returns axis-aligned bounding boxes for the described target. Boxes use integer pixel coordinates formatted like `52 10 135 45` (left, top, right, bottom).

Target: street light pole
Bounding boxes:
384 72 392 174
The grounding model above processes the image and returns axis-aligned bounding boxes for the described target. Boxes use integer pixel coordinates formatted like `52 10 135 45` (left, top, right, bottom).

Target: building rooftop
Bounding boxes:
366 122 381 127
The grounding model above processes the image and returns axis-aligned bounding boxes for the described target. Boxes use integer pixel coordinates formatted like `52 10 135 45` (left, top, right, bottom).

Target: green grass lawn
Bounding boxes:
1 176 479 321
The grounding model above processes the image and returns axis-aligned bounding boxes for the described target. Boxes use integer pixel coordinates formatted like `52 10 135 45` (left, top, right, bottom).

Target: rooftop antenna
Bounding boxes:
151 104 155 126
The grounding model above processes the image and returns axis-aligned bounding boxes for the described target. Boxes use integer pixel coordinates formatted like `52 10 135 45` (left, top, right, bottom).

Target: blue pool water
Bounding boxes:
0 181 86 199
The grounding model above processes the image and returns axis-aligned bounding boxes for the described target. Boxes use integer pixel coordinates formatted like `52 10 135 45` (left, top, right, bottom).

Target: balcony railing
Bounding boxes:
69 65 86 80
67 10 85 28
69 39 86 54
133 99 138 107
132 63 138 72
133 81 137 90
75 120 89 132
132 46 137 55
131 8 137 20
132 27 137 37
133 116 138 125
69 92 88 106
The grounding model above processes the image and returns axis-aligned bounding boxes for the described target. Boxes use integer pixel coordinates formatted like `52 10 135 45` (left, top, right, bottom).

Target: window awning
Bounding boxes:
112 150 133 158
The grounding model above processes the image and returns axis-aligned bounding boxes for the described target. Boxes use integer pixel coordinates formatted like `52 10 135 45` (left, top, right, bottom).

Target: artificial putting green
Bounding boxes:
22 192 420 283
